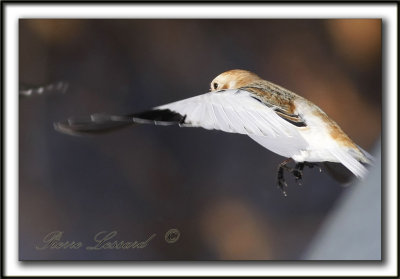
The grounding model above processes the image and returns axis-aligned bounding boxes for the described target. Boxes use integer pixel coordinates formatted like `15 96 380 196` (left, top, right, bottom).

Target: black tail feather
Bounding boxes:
323 162 355 184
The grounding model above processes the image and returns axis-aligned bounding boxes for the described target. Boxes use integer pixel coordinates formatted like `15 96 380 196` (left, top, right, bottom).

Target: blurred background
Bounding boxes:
19 19 381 260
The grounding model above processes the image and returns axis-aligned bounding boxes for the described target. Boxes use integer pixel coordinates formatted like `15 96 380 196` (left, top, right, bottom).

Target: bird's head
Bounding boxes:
210 69 262 92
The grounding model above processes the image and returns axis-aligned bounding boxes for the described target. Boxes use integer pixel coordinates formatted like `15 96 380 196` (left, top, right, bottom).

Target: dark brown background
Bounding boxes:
19 19 381 260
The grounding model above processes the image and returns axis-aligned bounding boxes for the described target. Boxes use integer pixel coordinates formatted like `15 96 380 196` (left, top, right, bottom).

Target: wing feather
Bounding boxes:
248 110 277 136
156 89 309 157
238 110 265 136
218 104 247 134
212 104 233 132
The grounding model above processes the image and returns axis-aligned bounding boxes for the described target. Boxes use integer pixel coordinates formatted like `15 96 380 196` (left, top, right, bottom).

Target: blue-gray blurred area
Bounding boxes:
19 19 381 260
304 142 381 260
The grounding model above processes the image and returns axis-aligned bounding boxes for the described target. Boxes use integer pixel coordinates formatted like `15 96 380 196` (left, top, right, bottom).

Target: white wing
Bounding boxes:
157 89 309 157
54 87 371 179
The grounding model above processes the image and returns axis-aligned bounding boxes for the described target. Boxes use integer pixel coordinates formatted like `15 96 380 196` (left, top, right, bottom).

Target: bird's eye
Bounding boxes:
213 83 218 90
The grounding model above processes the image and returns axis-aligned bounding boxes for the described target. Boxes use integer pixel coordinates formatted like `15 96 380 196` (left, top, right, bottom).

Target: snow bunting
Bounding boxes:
55 69 372 195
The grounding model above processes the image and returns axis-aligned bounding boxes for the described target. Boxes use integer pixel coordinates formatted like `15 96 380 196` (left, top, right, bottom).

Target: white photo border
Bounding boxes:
4 2 398 277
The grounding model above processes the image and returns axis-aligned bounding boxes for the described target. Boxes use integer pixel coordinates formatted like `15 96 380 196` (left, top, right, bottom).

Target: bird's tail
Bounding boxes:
323 146 373 184
322 162 358 184
54 109 186 136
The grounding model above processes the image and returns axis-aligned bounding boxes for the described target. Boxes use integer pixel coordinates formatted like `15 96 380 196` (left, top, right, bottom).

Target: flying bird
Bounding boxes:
55 69 372 195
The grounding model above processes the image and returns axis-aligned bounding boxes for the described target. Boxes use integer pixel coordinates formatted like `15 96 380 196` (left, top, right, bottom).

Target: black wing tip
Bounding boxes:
53 118 103 137
131 109 186 125
54 109 186 136
54 114 134 136
53 121 86 137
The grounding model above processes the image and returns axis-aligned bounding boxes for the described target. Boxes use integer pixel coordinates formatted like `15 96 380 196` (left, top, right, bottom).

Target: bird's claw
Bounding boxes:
278 176 288 189
293 163 304 186
275 160 322 195
303 162 322 172
293 170 303 186
277 163 289 196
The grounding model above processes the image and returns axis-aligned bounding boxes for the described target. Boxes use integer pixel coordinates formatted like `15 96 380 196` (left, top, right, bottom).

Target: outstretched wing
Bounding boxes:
157 89 306 136
155 89 309 156
55 89 309 157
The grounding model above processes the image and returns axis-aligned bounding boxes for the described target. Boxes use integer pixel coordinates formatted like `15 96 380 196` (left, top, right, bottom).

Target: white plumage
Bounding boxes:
156 89 370 178
55 69 373 193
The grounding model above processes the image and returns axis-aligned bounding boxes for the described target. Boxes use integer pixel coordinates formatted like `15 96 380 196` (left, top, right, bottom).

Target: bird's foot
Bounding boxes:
277 158 293 197
303 162 322 172
276 160 322 195
293 163 304 186
277 166 288 196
